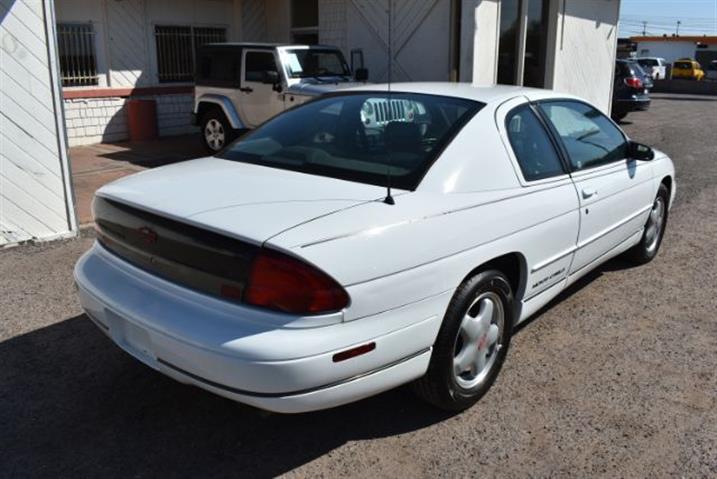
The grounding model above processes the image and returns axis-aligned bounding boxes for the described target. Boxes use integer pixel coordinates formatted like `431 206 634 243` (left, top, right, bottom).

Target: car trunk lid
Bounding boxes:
96 157 386 244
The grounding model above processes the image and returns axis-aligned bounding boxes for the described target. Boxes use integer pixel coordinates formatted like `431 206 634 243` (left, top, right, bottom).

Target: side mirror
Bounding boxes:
628 141 655 161
355 68 369 82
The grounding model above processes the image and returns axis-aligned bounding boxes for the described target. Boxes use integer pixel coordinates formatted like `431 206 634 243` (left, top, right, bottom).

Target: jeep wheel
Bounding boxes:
201 110 235 153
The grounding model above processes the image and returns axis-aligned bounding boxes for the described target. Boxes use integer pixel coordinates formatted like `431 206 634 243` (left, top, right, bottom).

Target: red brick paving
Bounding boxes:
70 135 206 225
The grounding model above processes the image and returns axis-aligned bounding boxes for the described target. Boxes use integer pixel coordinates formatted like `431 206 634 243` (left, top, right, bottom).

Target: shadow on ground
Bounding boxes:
0 316 452 477
96 135 207 168
0 257 636 478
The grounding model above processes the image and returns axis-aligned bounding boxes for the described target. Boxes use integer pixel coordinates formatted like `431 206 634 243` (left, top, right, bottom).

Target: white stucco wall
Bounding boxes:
461 0 499 84
56 0 236 88
55 0 240 146
549 0 620 113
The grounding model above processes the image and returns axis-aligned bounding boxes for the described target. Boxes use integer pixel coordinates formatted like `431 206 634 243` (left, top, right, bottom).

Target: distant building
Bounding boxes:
631 35 717 65
617 38 637 59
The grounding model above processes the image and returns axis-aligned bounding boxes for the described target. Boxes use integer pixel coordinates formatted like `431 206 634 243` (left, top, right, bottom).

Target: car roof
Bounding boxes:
340 82 579 105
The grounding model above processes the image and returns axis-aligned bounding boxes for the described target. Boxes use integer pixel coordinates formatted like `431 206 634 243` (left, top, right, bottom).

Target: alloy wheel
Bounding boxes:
452 291 505 389
205 119 226 151
645 196 666 254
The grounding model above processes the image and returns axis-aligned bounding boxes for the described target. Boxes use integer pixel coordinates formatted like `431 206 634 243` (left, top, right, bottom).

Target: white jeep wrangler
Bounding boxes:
193 43 368 152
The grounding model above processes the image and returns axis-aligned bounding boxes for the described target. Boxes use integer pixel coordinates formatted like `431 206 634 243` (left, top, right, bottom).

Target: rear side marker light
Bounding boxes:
333 342 376 362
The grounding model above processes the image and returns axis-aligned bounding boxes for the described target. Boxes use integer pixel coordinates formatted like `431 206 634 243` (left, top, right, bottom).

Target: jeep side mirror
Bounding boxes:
355 68 369 82
628 141 655 161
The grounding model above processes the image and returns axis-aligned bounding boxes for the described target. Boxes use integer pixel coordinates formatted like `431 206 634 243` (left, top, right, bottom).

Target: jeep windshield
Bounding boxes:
217 93 483 190
284 48 352 79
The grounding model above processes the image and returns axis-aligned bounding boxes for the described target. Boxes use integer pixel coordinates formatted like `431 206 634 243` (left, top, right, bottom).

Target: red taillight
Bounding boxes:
244 249 349 315
624 76 643 89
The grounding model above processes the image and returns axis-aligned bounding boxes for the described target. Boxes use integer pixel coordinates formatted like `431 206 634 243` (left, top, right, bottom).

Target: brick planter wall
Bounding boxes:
64 93 197 146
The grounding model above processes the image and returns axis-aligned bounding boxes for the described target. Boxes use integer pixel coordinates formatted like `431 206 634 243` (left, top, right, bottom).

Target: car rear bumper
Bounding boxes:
74 242 442 413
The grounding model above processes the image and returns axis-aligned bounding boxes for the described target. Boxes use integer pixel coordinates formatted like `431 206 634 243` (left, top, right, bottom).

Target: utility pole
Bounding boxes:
676 20 681 36
642 21 647 36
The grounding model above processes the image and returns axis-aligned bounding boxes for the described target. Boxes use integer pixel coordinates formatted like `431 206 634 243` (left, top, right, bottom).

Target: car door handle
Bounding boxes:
239 87 253 93
582 188 597 199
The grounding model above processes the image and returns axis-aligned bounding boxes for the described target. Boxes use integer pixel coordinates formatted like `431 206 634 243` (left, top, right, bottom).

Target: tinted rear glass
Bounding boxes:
637 59 658 67
628 62 647 76
674 62 692 69
217 93 483 190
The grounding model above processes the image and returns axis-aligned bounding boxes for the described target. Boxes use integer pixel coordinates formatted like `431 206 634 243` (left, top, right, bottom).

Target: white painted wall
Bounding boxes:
55 0 241 146
326 0 451 83
1 0 76 245
549 0 620 113
461 0 500 84
265 0 290 42
56 0 235 88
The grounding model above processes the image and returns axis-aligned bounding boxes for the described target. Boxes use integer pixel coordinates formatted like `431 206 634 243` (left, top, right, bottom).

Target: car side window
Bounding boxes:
245 51 277 82
538 101 628 171
506 104 565 181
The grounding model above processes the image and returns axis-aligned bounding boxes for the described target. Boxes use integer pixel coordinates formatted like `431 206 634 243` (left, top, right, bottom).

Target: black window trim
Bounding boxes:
503 102 571 184
242 48 281 84
533 98 630 174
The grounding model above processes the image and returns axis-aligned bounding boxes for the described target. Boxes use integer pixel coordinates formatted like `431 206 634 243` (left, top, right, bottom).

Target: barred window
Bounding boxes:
57 23 98 87
155 26 227 83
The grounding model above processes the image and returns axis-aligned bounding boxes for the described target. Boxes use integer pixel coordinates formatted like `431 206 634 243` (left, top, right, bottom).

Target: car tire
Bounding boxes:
201 109 237 153
413 269 514 412
626 183 669 264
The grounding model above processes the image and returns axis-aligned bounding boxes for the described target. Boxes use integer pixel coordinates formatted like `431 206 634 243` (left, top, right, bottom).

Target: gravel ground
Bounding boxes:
1 94 716 478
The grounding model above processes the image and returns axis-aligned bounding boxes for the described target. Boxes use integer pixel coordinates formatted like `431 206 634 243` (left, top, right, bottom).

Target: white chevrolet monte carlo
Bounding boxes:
75 83 675 413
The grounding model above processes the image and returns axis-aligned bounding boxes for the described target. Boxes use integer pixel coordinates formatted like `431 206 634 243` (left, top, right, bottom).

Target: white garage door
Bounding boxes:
343 0 452 82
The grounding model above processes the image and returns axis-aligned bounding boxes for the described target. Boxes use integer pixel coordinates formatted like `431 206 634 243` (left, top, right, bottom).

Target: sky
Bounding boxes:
619 0 717 38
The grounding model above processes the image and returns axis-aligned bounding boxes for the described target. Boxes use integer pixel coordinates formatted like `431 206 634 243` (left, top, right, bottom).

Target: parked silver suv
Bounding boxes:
193 43 368 152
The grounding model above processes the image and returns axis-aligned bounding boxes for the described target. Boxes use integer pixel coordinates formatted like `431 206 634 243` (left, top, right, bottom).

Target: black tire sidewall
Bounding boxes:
634 184 670 262
431 270 515 410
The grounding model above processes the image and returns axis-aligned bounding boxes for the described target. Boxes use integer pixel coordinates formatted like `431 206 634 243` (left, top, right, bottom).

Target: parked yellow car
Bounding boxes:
672 59 705 81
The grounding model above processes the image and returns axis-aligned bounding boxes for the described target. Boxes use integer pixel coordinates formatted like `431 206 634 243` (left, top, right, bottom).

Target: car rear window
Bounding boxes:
217 93 483 190
674 62 693 69
638 59 658 67
629 62 648 76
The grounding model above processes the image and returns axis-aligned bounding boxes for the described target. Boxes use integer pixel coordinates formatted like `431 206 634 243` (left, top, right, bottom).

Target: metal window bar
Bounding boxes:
57 24 98 87
155 26 226 83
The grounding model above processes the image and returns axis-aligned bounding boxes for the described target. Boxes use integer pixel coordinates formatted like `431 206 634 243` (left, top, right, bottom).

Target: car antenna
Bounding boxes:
383 0 395 206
